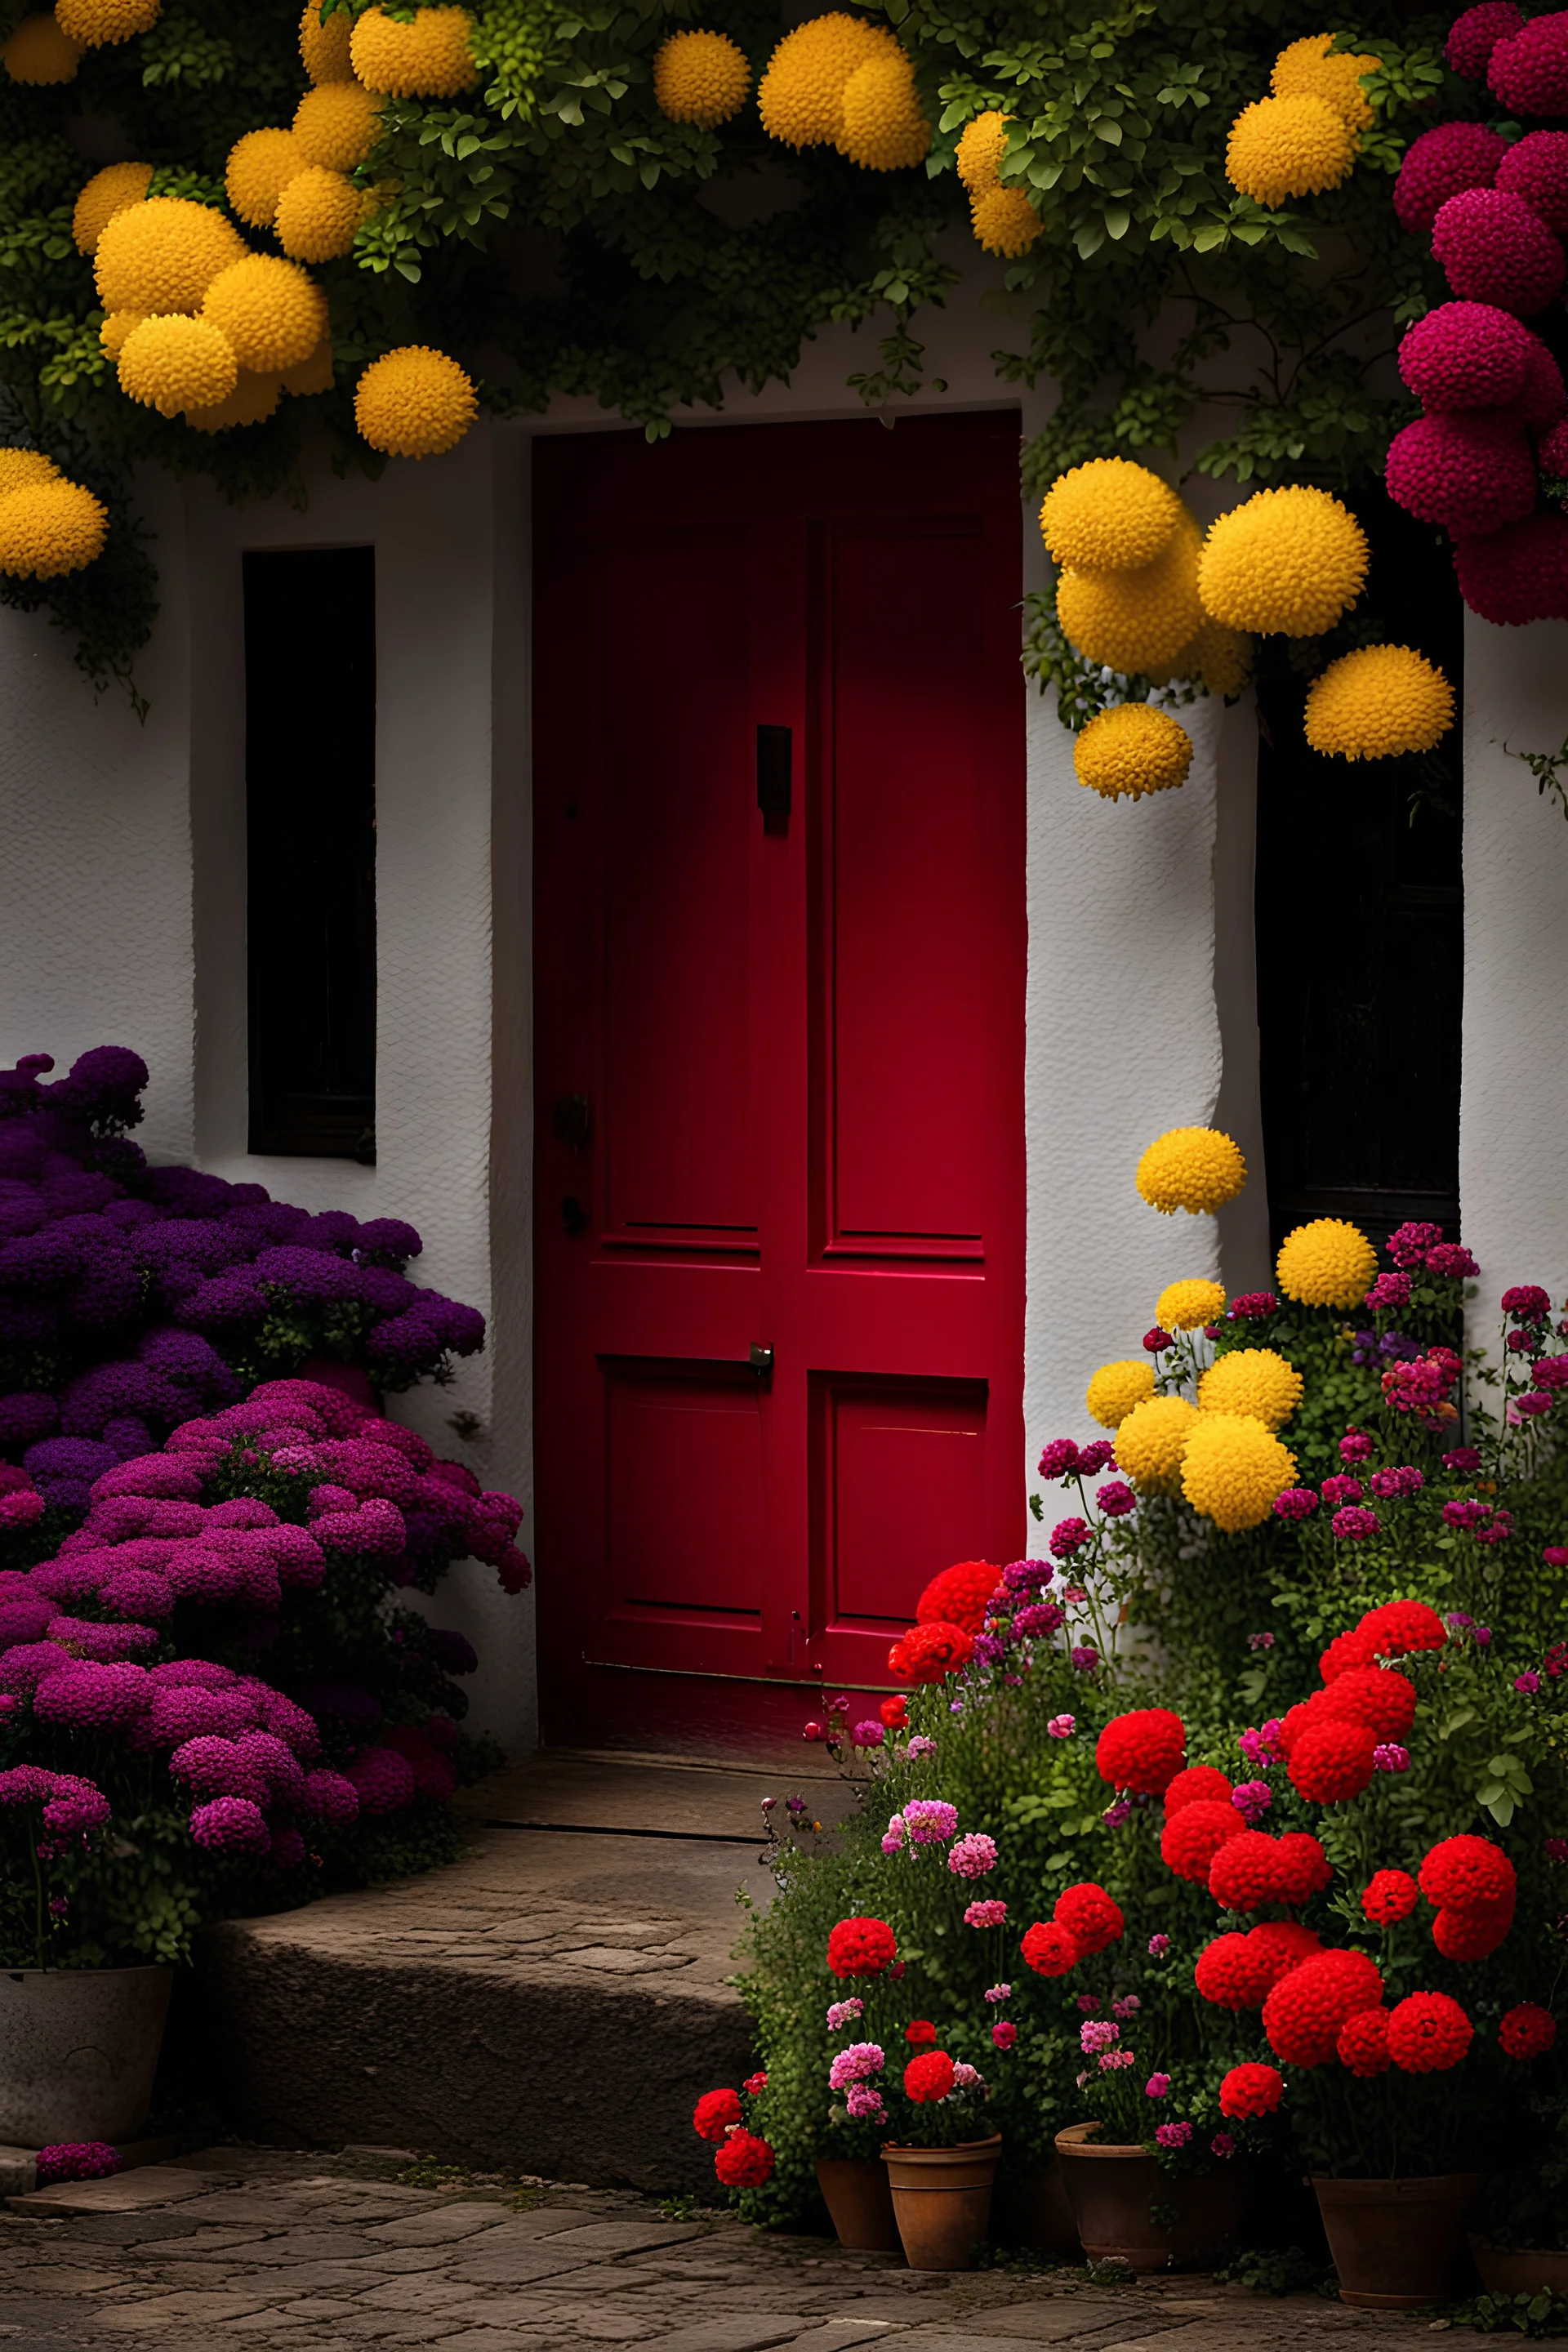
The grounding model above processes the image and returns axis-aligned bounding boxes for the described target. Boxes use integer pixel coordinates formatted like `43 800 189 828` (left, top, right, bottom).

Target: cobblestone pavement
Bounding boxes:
0 2147 1461 2352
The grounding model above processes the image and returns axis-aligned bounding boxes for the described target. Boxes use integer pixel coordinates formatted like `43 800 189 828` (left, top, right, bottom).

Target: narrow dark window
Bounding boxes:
244 546 377 1160
1254 492 1463 1257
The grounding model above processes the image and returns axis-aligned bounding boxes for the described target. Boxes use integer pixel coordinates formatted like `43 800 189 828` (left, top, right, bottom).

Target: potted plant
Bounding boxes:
880 2042 1000 2271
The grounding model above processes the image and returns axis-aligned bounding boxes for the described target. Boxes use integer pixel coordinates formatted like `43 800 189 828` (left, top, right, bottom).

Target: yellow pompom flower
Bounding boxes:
3 14 82 80
1272 32 1381 131
202 255 327 375
1187 614 1253 697
0 449 61 496
1058 514 1203 675
1198 1348 1303 1430
299 0 354 82
225 130 305 231
653 29 750 126
1085 1358 1157 1430
350 4 476 96
956 109 1009 192
1276 1218 1378 1310
1181 1414 1297 1532
1198 486 1368 638
1226 91 1356 207
1136 1127 1247 1216
759 13 899 149
54 0 156 46
1156 1278 1227 1332
969 184 1041 257
72 162 152 257
1041 457 1184 576
354 344 477 457
95 196 247 316
839 52 929 168
281 335 333 396
117 314 238 418
1303 644 1454 760
183 369 283 432
292 82 383 172
1073 703 1193 802
0 478 107 577
99 310 145 358
1116 1395 1202 1494
274 165 361 261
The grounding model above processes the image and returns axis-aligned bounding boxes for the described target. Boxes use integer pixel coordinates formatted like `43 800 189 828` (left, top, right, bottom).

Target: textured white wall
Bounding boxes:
1460 611 1568 1312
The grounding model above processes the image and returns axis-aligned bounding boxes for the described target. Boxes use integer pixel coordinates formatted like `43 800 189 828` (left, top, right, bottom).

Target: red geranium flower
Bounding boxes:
880 1695 908 1731
1337 2008 1392 2077
1021 1920 1080 1978
1164 1764 1235 1813
1219 2061 1284 2118
1316 1666 1417 1744
1096 1707 1187 1795
1275 1831 1334 1902
743 2070 768 2095
1419 1834 1516 1911
714 2128 776 2186
1263 1949 1384 2065
904 2049 956 2103
1196 1932 1274 2011
1361 1869 1419 1926
1387 1990 1472 2074
1432 1896 1513 1960
827 1916 898 1977
888 1621 975 1684
1499 2002 1557 2059
915 1561 999 1636
905 2019 938 2047
1246 1921 1323 1989
1054 1882 1124 1954
1208 1830 1287 1910
1287 1717 1377 1804
1162 1800 1244 1885
693 2088 742 2143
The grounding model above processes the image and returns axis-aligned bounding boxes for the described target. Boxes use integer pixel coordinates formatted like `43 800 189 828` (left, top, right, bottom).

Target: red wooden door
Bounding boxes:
532 412 1026 1747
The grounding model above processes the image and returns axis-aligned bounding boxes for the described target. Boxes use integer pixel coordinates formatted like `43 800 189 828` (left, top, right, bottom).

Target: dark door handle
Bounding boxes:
756 725 791 834
553 1093 592 1153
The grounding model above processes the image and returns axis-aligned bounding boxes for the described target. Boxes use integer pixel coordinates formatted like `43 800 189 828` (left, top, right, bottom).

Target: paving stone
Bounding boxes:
363 2206 522 2248
342 2248 474 2275
8 2173 225 2221
95 2287 278 2328
632 2320 825 2352
2 2270 132 2299
949 2308 1174 2345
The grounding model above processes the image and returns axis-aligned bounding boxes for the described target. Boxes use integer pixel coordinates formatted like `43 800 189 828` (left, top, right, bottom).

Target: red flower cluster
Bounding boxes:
714 2128 776 2186
1387 1990 1472 2074
1320 1600 1447 1682
1164 1765 1235 1812
1021 1919 1079 1978
1161 1799 1244 1885
915 1561 998 1637
1288 1717 1378 1805
904 2049 956 2103
887 1621 974 1684
827 1916 898 1977
1054 1882 1124 1955
1419 1835 1517 1960
1219 2061 1285 2118
692 2088 742 2143
905 2019 938 2047
1263 1949 1384 2065
1337 2008 1392 2077
1096 1707 1186 1795
880 1695 908 1731
1207 1829 1330 1910
1499 2002 1557 2059
1361 1869 1419 1926
1196 1922 1322 2011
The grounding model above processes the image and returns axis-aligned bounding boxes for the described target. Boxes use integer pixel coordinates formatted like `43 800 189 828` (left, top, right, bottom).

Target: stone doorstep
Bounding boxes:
9 2164 238 2218
0 2123 220 2205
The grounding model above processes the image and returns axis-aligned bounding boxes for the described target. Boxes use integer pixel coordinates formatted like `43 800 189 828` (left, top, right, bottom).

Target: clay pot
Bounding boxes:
992 2163 1082 2261
0 1966 172 2145
1054 2123 1248 2271
881 2132 1002 2270
816 2158 902 2252
1470 2238 1568 2297
1312 2174 1483 2307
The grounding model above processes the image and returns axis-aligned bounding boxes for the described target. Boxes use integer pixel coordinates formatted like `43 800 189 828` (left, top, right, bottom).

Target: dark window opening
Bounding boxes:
1255 490 1463 1259
244 546 377 1161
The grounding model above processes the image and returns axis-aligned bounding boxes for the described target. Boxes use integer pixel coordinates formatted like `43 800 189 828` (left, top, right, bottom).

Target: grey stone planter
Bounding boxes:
0 1966 172 2145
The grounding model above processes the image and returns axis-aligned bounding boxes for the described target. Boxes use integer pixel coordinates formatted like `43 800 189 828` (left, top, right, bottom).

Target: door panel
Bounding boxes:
534 412 1027 1745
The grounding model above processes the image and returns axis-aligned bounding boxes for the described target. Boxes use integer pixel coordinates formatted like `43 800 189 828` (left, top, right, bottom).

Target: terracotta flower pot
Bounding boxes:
881 2132 1002 2270
1312 2174 1483 2307
815 2157 902 2252
1470 2237 1568 2297
1054 2122 1248 2272
991 2162 1082 2261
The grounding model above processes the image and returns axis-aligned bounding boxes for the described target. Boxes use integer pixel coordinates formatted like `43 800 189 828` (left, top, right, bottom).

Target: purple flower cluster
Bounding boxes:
35 2143 120 2185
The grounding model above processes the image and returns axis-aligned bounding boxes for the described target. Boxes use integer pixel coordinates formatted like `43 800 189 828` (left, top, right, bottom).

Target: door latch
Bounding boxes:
755 726 791 835
749 1342 774 1379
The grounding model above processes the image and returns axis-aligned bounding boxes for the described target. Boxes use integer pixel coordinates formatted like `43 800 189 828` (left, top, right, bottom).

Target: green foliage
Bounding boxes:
1455 2293 1568 2338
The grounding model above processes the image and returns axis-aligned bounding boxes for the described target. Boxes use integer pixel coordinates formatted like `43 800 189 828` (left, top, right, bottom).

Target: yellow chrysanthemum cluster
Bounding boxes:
350 3 476 96
954 109 1041 255
1303 644 1454 760
2 14 82 80
1156 1278 1227 1332
354 345 477 457
653 29 751 127
1136 1126 1248 1217
72 161 152 256
1197 1346 1303 1430
1224 32 1378 207
226 129 306 230
54 0 158 46
1085 1359 1156 1430
1181 1414 1298 1531
758 14 928 169
117 316 238 417
1272 31 1382 131
300 0 354 82
1074 703 1193 802
1199 485 1367 638
1115 1395 1200 1494
1041 457 1185 575
1276 1218 1378 1310
1045 458 1250 706
0 451 107 578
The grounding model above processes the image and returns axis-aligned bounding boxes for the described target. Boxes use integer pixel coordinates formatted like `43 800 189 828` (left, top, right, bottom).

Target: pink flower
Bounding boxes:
1517 1673 1542 1694
1145 2073 1170 2099
1547 1838 1568 1864
844 2084 885 2122
1098 2049 1135 2071
991 2020 1017 2051
1374 1744 1411 1772
1232 1780 1272 1824
826 1998 863 2029
984 1982 1011 2003
1112 1995 1140 2019
853 1720 885 1748
1272 1489 1318 1521
903 1798 957 1845
1147 1934 1169 1958
1332 1507 1381 1541
1155 2120 1192 2149
1049 1518 1091 1560
827 2042 884 2091
964 1898 1007 1928
1321 1475 1364 1507
1096 1481 1136 1517
1047 1714 1076 1739
1211 2132 1236 2158
1339 1428 1374 1462
1080 2020 1120 2054
948 1833 998 1879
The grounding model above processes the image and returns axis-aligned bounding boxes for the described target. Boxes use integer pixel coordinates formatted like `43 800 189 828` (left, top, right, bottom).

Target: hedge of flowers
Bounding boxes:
0 1047 527 1971
715 1124 1568 2262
